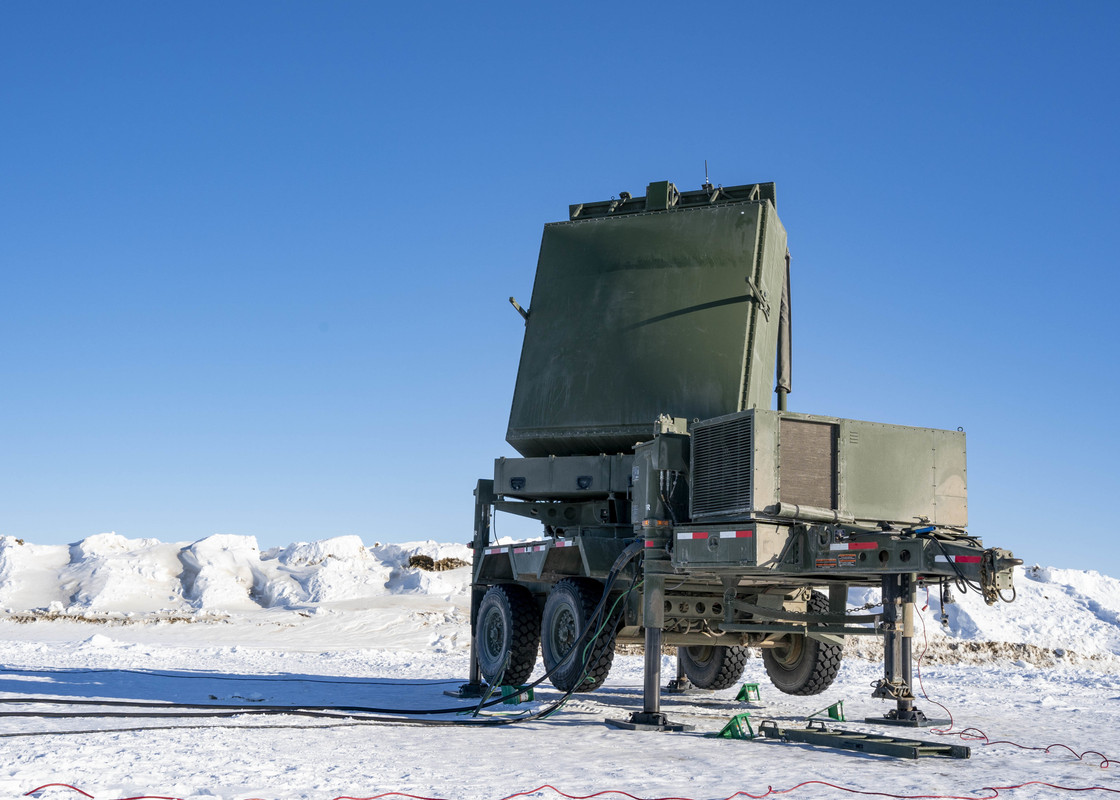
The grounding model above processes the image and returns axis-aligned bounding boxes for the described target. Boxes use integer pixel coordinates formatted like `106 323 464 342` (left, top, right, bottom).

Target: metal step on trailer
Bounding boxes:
758 720 970 759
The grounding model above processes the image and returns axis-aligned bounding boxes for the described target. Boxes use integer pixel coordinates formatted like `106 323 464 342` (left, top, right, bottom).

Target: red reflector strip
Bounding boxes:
935 554 983 563
719 530 752 539
513 547 528 554
644 539 658 548
554 540 574 548
485 547 506 555
829 541 878 551
677 531 709 540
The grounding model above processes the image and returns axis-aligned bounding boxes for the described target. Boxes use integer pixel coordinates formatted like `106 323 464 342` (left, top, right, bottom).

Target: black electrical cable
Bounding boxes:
0 694 500 718
929 536 985 596
0 709 515 738
0 720 390 740
0 697 482 714
0 665 464 686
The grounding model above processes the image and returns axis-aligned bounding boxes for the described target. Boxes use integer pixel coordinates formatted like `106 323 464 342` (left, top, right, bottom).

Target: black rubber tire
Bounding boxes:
475 584 541 687
541 578 617 693
679 645 749 690
761 590 843 696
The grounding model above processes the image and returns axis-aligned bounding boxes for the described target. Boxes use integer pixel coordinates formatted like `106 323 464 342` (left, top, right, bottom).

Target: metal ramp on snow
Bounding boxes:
758 720 970 759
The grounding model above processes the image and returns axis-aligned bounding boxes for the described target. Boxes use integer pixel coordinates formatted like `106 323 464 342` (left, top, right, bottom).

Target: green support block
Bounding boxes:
500 685 535 705
736 683 761 702
711 712 755 740
807 700 845 722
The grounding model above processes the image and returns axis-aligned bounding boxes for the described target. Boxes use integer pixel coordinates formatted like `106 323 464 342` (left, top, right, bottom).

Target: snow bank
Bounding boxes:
64 532 185 612
848 564 1120 662
0 533 472 618
0 536 70 611
180 534 269 611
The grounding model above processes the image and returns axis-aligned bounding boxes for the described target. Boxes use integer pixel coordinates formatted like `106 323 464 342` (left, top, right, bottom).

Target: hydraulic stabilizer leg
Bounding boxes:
606 558 692 731
448 479 494 699
640 594 665 721
866 572 946 727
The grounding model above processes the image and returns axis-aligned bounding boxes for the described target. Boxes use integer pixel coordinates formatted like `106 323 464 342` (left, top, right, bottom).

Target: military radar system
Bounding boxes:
463 179 1020 731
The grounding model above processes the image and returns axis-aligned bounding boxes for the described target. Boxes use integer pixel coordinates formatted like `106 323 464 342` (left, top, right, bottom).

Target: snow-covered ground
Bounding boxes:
1 533 1118 800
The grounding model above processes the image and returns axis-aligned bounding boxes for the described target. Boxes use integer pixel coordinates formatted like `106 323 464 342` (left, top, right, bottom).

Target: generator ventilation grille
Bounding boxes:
691 413 754 519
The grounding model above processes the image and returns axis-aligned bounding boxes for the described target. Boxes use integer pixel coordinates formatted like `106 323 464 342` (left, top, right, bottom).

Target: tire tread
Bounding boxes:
761 590 843 696
477 584 540 686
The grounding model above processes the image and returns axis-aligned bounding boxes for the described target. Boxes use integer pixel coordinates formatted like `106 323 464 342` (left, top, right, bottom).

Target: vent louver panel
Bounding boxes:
692 413 755 519
778 418 838 509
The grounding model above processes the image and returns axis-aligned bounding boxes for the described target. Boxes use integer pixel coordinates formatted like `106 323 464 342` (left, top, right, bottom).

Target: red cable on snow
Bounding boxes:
328 786 1120 800
501 786 694 800
330 794 446 800
912 599 959 733
23 785 95 799
913 604 1118 769
21 782 1120 800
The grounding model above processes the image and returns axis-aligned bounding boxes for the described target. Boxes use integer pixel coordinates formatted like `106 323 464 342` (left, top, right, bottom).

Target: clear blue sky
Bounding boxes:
2 2 1117 576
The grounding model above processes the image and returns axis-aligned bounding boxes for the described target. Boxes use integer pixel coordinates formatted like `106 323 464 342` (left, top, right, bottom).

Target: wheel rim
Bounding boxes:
482 608 505 661
550 605 577 657
769 635 804 669
687 645 715 666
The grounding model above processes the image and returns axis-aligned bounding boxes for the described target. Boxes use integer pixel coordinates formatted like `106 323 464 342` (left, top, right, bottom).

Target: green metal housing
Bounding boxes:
690 409 968 529
507 182 787 458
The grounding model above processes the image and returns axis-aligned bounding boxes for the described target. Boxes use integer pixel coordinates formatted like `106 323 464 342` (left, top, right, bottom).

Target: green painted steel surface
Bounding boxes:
690 409 968 529
507 187 787 458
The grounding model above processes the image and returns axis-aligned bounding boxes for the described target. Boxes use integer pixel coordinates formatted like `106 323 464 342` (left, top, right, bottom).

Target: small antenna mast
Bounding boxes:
702 159 713 192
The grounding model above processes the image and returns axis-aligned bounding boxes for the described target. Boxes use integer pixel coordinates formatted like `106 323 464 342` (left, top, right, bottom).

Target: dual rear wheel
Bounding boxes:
476 578 616 693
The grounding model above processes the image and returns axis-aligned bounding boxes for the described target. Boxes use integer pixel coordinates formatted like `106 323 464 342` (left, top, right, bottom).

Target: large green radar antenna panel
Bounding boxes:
506 181 788 458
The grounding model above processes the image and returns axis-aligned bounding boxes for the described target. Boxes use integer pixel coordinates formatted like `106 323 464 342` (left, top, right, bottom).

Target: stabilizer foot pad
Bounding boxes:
604 717 689 730
445 682 488 699
865 715 950 728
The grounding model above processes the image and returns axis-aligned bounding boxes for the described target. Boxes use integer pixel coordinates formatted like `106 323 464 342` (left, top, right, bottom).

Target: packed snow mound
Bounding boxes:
180 534 269 611
273 535 368 566
848 564 1120 659
0 536 70 611
0 534 472 617
64 532 186 612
